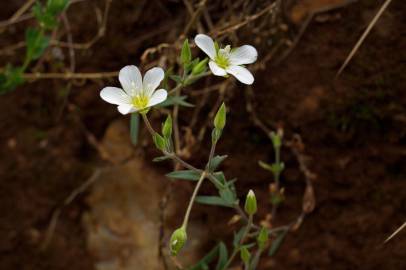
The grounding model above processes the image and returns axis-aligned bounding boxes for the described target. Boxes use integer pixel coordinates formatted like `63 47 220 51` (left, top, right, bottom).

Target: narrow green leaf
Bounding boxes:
215 242 228 270
25 27 50 60
169 75 183 84
233 227 245 247
188 244 220 270
219 188 237 205
0 65 24 94
159 95 194 108
195 196 233 207
209 155 227 171
46 0 69 15
268 230 288 256
166 170 201 181
152 156 171 162
130 113 139 146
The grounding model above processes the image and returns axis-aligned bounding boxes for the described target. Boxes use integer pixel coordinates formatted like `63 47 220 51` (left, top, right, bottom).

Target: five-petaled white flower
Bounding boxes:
194 34 258 85
100 65 167 115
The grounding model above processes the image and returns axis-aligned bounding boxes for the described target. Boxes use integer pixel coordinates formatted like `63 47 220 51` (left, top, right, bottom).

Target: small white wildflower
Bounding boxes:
100 65 167 115
194 34 258 85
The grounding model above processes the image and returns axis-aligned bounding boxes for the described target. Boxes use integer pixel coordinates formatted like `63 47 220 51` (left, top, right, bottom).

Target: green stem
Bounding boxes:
222 215 253 270
181 171 207 229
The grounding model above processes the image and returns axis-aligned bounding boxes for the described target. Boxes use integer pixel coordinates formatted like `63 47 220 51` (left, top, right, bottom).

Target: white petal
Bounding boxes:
119 65 142 96
117 104 136 115
147 89 167 107
195 34 216 60
143 67 164 97
226 65 254 85
208 61 227 76
229 45 258 65
100 87 131 105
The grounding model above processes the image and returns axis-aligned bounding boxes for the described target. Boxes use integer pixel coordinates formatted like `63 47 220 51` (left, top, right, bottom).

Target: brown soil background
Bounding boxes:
1 0 405 269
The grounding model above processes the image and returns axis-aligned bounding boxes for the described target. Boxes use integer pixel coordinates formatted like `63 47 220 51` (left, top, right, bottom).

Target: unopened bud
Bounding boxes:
244 189 257 215
257 227 269 250
169 227 187 256
240 246 251 263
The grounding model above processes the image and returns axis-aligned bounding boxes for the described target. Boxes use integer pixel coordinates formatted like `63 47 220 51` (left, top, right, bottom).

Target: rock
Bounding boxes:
83 156 209 270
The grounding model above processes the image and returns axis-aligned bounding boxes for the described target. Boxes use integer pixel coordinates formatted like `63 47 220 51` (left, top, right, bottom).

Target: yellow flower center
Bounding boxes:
132 94 149 109
215 54 229 69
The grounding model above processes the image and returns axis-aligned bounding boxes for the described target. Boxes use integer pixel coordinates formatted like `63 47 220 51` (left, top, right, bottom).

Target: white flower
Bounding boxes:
194 34 258 85
100 65 167 115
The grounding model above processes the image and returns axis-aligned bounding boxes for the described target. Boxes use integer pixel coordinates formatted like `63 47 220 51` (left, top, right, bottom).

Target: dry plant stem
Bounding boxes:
384 221 406 243
274 0 357 66
0 0 88 29
223 215 253 270
22 71 118 80
181 171 207 229
336 0 392 77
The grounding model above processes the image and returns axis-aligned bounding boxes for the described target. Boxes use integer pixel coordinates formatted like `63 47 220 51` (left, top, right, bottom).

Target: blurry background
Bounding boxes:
0 0 405 269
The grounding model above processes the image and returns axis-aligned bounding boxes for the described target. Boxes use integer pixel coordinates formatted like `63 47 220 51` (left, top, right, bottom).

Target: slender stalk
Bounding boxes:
272 145 281 219
141 113 156 136
206 141 217 171
181 171 207 229
223 214 254 269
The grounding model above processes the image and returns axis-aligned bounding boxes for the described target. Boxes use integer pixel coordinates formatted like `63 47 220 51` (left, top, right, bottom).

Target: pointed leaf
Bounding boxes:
130 113 139 146
166 170 201 181
215 242 228 270
268 230 288 256
195 196 233 207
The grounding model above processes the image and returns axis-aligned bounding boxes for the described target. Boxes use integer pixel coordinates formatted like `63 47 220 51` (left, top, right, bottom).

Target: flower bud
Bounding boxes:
244 189 257 215
162 115 172 139
257 227 269 250
214 102 226 130
181 39 192 65
153 133 166 151
169 227 187 256
240 246 251 264
270 131 282 149
192 58 208 75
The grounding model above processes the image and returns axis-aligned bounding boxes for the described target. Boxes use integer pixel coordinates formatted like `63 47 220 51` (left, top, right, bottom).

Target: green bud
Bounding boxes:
192 58 208 75
162 115 172 139
169 227 187 256
211 128 222 143
257 227 269 250
244 189 257 215
181 39 192 65
240 246 251 263
153 133 166 151
270 131 282 149
214 102 226 130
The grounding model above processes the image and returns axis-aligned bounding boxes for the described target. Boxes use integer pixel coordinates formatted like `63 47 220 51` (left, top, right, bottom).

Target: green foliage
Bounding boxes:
1 0 69 94
25 27 50 61
0 65 24 94
33 0 69 29
166 170 202 181
130 113 140 145
268 230 288 256
208 155 227 171
216 243 228 270
159 95 194 107
195 196 233 207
